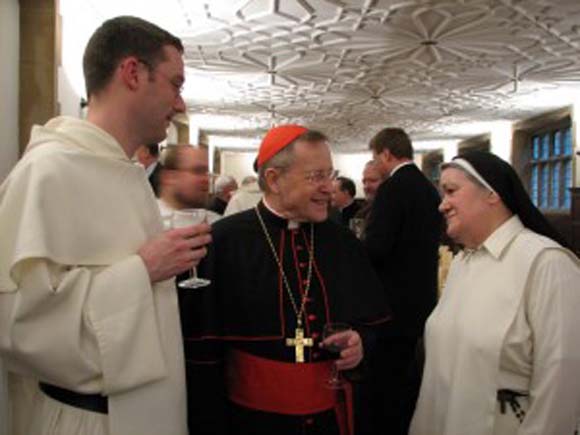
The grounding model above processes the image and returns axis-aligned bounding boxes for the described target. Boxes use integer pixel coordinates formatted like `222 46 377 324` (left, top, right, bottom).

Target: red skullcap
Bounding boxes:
256 124 308 168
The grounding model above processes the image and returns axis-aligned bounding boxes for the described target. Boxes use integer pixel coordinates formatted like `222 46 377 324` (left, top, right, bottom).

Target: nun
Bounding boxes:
410 151 580 435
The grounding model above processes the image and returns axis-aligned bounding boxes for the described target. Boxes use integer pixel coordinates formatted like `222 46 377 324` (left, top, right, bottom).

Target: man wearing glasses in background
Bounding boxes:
157 144 220 226
0 16 209 435
180 125 391 435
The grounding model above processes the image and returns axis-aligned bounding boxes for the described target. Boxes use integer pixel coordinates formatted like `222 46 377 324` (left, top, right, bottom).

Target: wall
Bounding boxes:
19 0 58 153
220 151 256 184
0 0 20 183
0 5 19 434
573 102 580 186
58 0 97 117
333 152 373 198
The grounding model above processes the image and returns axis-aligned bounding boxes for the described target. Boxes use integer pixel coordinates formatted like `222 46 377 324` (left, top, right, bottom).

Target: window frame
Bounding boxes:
527 117 573 214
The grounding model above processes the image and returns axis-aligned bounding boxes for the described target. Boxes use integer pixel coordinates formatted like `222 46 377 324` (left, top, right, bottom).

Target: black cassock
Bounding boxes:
179 201 390 435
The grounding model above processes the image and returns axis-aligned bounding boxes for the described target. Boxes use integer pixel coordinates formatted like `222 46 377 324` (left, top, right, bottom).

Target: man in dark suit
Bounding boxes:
364 127 442 435
136 143 163 196
331 176 361 227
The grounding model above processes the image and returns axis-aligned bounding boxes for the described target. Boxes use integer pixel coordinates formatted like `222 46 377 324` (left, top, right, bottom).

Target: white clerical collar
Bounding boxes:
262 198 300 229
390 161 414 177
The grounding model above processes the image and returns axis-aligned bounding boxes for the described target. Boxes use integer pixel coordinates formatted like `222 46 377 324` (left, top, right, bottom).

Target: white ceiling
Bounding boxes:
61 0 580 152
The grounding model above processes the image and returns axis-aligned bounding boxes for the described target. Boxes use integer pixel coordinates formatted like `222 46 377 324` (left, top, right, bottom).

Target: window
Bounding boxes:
529 125 573 211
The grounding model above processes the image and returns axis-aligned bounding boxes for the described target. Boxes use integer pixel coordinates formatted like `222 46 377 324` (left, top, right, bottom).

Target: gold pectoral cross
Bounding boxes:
286 327 314 363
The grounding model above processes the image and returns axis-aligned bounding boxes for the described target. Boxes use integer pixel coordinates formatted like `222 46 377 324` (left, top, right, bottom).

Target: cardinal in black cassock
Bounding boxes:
179 125 391 435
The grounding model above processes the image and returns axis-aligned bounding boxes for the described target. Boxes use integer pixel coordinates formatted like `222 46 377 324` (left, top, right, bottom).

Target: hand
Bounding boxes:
138 223 212 283
322 330 363 370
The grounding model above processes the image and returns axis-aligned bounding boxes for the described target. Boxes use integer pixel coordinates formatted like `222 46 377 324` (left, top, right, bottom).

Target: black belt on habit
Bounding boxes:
497 389 528 423
39 382 109 414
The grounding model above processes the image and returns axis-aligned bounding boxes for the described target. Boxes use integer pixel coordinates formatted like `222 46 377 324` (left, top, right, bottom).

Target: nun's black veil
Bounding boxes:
453 151 571 250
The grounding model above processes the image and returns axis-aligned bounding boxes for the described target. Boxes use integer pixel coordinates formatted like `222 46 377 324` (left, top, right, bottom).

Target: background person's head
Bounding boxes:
241 175 258 187
83 16 186 149
160 145 210 209
439 163 510 249
257 125 335 222
362 160 383 201
439 151 568 249
331 176 356 209
214 175 238 202
369 127 413 177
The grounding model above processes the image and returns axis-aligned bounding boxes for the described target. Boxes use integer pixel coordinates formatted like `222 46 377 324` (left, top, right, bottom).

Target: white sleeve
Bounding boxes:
0 255 167 396
518 249 580 435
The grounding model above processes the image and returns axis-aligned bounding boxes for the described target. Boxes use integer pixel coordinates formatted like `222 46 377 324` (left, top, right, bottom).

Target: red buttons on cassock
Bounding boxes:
307 314 316 321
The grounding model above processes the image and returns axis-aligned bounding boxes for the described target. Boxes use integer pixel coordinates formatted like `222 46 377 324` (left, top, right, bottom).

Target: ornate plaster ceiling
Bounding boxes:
78 0 580 151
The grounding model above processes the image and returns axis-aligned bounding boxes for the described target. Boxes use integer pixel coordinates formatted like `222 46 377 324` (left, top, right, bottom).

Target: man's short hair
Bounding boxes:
161 145 200 170
83 16 183 97
369 127 414 159
258 130 328 191
336 176 356 198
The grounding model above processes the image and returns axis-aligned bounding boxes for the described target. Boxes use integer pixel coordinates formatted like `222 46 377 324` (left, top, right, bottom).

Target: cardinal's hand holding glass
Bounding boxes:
321 323 363 388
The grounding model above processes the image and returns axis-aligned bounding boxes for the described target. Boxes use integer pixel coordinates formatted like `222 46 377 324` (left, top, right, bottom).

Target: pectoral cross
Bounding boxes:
286 327 313 363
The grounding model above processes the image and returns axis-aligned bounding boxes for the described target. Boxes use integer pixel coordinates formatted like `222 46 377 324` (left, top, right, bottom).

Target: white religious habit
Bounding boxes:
410 216 580 435
224 180 262 216
0 116 187 435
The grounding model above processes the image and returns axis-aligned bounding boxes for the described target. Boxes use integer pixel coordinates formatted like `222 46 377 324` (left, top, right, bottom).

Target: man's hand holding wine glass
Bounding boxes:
321 326 364 370
138 222 212 283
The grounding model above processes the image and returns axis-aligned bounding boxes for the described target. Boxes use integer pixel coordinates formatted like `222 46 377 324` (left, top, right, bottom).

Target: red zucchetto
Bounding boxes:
256 124 308 169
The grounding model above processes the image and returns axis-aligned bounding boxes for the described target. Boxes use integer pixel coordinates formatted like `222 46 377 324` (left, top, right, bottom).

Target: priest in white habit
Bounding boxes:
181 125 391 435
410 151 580 435
0 16 210 435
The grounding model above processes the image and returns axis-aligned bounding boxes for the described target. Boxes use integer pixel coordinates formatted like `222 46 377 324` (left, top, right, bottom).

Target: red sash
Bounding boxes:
227 349 353 435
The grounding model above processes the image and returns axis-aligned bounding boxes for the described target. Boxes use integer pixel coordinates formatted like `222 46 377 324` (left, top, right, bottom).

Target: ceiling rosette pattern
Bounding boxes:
82 0 580 150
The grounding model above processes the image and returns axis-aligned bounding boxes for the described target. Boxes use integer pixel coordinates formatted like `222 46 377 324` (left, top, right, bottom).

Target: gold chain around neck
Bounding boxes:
254 206 314 327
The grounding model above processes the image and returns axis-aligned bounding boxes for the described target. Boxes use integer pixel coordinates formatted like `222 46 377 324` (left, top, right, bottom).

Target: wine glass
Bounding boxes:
171 209 211 289
349 218 365 239
322 322 352 389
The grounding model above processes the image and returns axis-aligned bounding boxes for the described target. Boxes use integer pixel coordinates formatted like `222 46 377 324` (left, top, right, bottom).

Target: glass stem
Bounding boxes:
332 363 340 382
191 267 199 279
